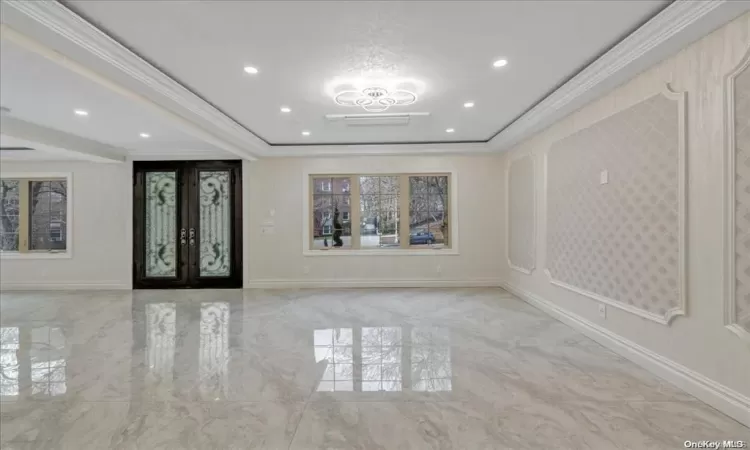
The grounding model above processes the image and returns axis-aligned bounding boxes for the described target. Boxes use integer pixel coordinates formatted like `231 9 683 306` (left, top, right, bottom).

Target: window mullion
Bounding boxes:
399 175 410 249
17 179 30 252
351 175 361 249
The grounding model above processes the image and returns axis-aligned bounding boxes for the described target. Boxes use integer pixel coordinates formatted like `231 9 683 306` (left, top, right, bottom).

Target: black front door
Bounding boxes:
133 161 242 289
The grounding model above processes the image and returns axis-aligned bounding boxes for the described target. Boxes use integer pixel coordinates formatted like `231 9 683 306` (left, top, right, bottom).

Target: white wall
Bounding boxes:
0 161 132 289
501 12 750 409
243 155 504 287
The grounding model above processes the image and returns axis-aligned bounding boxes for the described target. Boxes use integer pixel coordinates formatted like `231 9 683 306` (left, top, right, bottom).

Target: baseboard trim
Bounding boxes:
0 283 131 291
246 278 503 289
501 282 750 428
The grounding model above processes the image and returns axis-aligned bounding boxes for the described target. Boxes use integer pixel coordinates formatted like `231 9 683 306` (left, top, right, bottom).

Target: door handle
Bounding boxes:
180 228 187 246
189 228 196 246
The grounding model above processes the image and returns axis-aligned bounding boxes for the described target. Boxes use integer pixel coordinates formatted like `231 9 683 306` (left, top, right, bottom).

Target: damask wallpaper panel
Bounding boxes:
507 154 535 274
546 87 686 324
729 49 750 339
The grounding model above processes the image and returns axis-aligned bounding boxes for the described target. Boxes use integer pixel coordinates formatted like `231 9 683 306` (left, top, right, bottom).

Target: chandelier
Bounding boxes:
334 87 417 113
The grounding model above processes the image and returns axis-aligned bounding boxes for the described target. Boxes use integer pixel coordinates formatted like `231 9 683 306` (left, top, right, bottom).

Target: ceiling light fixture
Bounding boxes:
446 128 455 133
243 66 259 74
280 106 291 113
464 102 474 108
140 133 150 138
334 86 416 113
302 131 311 136
493 59 508 68
74 109 89 116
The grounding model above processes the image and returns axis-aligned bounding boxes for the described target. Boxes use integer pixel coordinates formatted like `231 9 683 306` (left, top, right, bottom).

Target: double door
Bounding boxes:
133 161 242 289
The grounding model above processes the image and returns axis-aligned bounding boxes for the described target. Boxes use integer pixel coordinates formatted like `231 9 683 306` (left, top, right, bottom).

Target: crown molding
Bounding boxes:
1 0 269 158
490 0 750 152
265 142 493 158
126 149 238 161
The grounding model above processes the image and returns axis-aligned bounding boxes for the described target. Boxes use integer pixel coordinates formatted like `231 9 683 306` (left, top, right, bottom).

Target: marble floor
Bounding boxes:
0 288 747 449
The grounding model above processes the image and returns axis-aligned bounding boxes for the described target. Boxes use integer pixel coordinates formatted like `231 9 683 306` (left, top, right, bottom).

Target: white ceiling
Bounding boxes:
0 38 230 158
1 1 747 160
63 0 669 145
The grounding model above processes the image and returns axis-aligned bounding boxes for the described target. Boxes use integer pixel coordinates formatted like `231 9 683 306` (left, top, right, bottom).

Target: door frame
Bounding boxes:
132 160 243 289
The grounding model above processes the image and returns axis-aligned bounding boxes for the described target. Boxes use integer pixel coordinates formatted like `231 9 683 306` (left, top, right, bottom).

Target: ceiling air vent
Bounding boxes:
325 112 429 127
0 147 35 151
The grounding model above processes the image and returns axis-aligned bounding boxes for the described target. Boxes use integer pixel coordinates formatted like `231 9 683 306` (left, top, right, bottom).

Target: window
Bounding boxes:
308 173 451 252
409 176 449 248
0 176 69 256
360 176 399 248
312 177 351 249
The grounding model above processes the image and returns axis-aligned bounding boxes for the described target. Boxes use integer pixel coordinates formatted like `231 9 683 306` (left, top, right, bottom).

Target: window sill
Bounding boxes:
303 248 459 257
0 251 72 260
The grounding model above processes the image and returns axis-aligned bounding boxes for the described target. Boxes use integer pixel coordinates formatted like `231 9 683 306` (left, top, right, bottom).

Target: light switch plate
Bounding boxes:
598 304 607 319
600 170 609 185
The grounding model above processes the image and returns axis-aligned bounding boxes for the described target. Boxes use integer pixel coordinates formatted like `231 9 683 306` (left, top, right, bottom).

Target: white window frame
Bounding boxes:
320 180 332 192
303 170 459 256
342 211 350 221
0 172 73 260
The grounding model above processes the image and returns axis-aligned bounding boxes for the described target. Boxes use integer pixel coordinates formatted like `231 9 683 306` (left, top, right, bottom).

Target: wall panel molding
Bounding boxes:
506 153 536 275
545 83 687 326
724 46 750 343
502 282 750 428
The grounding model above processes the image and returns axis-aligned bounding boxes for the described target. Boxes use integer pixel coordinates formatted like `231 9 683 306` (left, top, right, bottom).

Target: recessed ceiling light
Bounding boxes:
74 109 89 116
464 102 474 108
280 106 291 113
446 128 455 133
302 131 311 136
243 66 259 74
139 133 150 138
493 59 508 68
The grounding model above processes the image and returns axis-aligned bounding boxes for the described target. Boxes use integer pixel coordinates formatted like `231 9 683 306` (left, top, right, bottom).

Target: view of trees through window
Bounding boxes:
360 176 399 248
312 177 351 249
0 178 67 252
0 181 20 251
409 176 449 247
30 181 67 251
309 174 449 250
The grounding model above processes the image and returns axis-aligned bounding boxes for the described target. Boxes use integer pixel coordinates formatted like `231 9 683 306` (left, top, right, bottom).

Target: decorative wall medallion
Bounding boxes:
725 47 750 343
334 86 416 112
545 84 686 325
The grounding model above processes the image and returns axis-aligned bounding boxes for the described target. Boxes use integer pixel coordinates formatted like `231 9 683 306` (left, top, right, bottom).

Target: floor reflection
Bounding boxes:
0 327 19 397
198 302 230 398
132 293 242 401
0 324 68 399
313 326 452 393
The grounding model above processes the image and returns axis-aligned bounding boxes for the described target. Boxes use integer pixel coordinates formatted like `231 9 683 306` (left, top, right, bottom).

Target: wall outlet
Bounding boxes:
598 304 607 319
303 266 310 275
436 265 442 274
600 170 609 185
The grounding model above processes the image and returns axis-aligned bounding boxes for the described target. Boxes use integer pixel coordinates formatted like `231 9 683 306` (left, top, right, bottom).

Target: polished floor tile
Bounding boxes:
0 288 747 449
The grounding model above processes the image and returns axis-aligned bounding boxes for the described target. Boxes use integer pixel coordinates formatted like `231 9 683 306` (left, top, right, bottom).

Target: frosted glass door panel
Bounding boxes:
145 172 177 278
198 171 231 277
